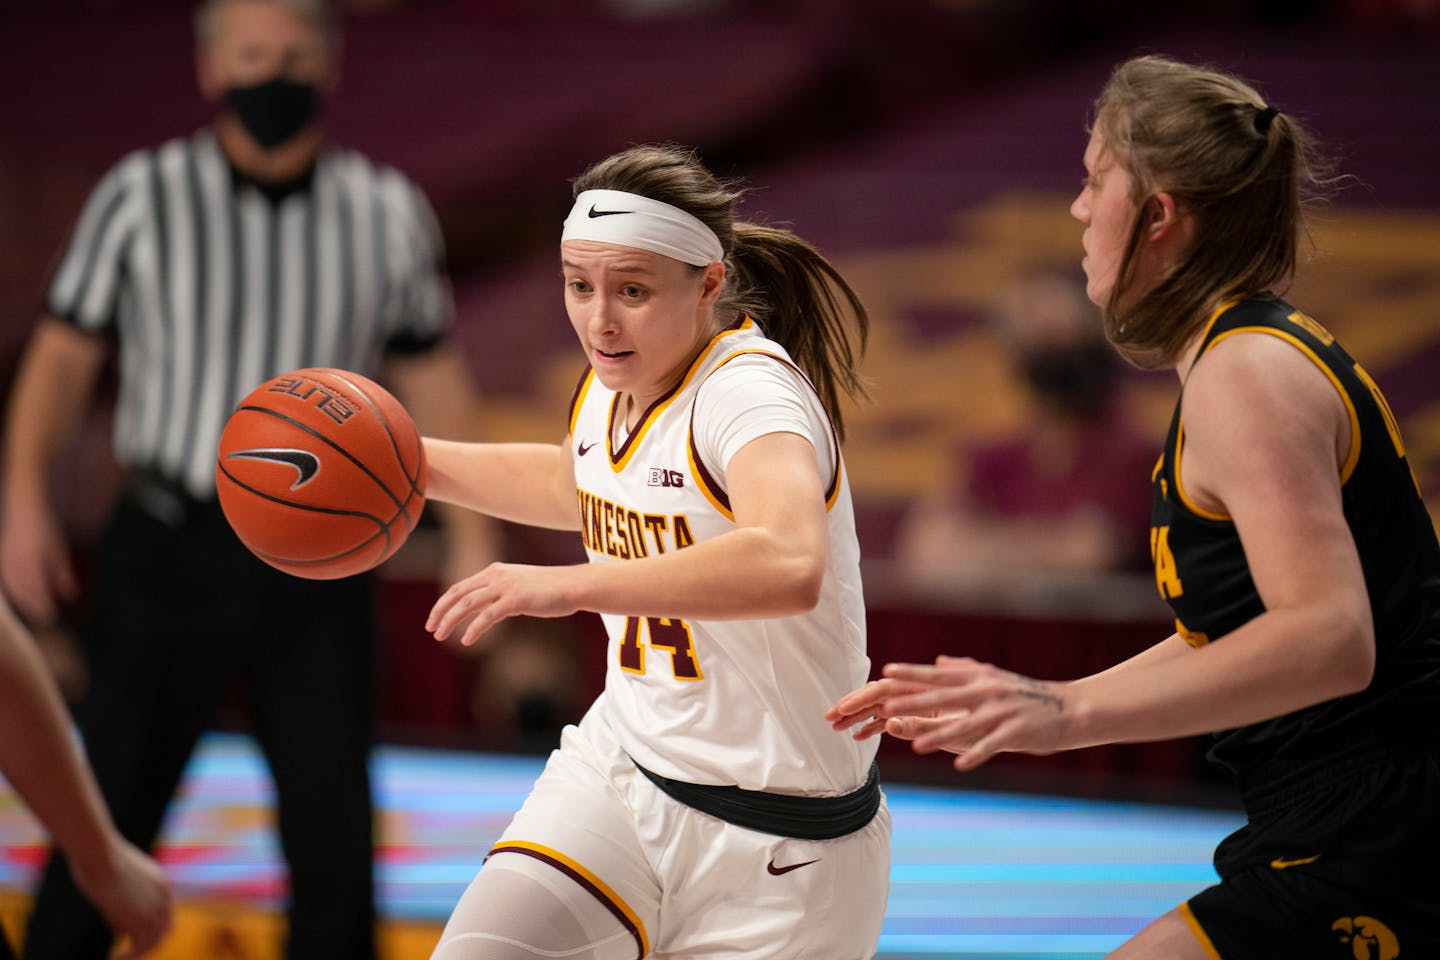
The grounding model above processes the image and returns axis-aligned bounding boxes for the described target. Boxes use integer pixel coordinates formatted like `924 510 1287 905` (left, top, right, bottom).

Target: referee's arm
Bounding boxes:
1 317 110 625
385 343 502 590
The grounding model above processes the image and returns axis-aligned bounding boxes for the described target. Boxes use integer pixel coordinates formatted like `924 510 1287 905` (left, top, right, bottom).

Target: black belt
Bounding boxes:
632 759 881 840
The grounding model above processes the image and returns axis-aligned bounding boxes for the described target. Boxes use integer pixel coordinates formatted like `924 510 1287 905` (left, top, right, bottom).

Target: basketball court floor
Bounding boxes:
0 733 1242 959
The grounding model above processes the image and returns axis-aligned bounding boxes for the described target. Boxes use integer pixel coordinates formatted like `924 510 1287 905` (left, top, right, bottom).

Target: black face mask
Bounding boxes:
224 76 319 149
1019 341 1118 418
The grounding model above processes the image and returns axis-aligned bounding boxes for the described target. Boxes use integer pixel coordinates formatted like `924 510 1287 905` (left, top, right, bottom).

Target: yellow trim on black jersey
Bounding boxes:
1194 298 1240 353
1173 321 1364 523
1178 902 1224 960
606 317 756 473
489 840 650 958
1166 299 1238 521
1173 424 1230 522
1206 326 1362 483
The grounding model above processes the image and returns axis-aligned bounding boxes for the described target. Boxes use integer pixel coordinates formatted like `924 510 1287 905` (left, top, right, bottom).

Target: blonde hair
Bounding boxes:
571 145 870 439
1092 55 1334 368
195 0 337 49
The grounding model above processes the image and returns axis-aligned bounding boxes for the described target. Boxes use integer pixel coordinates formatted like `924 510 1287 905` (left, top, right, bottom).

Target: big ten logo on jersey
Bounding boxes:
647 467 685 488
577 488 695 560
267 375 357 426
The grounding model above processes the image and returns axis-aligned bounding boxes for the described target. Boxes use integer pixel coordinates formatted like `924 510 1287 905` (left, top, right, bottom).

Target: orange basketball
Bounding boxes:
215 368 426 579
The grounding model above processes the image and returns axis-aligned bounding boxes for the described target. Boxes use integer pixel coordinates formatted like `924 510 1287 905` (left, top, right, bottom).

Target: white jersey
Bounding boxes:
568 318 875 796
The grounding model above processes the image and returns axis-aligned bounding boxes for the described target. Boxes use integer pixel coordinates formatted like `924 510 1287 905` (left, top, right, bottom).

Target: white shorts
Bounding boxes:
489 700 891 959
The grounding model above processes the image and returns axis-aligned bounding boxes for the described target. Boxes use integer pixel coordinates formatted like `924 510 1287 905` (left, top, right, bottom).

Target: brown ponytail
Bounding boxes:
1092 56 1336 367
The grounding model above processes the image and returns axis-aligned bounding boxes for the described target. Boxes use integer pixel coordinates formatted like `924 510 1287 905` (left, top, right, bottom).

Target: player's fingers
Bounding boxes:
885 658 983 686
910 709 984 755
428 567 498 631
827 699 885 730
460 607 503 648
880 661 938 682
849 717 890 741
461 586 525 647
426 596 459 637
953 731 1006 771
430 588 489 641
882 684 978 721
946 708 1029 769
828 678 931 722
825 683 886 723
885 714 958 744
425 592 456 633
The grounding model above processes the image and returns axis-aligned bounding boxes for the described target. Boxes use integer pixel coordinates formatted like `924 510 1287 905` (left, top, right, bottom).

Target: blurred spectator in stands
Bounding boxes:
895 271 1156 601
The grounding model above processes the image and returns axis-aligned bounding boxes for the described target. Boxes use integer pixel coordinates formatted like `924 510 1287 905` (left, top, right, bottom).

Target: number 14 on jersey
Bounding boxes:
618 616 704 681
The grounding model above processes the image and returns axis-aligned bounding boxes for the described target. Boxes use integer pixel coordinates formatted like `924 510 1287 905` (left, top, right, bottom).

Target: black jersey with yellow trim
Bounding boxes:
1150 297 1440 782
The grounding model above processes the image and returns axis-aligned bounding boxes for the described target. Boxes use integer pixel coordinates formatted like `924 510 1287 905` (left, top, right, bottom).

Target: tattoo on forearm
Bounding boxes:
1017 679 1063 712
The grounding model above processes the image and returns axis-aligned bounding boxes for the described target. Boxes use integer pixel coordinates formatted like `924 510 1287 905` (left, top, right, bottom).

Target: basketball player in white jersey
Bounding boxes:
421 145 890 959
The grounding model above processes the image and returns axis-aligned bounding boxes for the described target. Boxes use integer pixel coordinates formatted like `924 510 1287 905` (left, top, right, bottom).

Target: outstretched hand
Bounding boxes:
427 562 583 648
826 656 1070 771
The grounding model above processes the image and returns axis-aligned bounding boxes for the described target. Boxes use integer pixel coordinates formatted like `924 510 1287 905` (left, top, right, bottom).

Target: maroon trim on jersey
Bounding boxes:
567 366 595 438
687 350 842 512
687 426 732 513
606 316 755 469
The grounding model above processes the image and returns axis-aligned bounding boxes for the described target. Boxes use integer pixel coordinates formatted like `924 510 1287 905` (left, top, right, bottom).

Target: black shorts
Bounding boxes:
1186 745 1440 959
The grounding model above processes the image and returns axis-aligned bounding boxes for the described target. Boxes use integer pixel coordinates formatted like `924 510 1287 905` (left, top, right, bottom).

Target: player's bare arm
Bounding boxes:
1062 331 1374 745
386 346 504 583
0 318 108 624
428 430 828 647
421 437 578 531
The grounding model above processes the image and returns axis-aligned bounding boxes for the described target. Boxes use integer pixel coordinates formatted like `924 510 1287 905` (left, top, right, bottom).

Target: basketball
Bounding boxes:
215 368 427 579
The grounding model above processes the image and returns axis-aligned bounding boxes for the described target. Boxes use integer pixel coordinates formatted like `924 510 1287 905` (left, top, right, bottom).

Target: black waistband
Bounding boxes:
631 759 881 840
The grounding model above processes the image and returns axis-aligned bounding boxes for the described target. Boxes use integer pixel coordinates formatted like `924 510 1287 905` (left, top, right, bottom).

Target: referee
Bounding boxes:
0 2 493 958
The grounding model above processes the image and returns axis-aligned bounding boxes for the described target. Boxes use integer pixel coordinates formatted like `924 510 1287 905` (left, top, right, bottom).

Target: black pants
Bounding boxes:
23 484 379 960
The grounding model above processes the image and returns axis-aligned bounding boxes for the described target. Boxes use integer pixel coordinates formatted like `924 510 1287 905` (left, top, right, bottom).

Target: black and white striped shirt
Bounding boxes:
48 129 452 498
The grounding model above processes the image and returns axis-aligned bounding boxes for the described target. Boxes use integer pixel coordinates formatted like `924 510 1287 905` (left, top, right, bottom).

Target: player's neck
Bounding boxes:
214 116 323 185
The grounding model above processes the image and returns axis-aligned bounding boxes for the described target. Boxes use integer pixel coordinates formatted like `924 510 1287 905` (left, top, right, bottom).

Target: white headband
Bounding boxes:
562 189 724 267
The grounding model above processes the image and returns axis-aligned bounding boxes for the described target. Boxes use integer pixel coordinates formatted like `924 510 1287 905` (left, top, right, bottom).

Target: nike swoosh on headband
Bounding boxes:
587 205 632 218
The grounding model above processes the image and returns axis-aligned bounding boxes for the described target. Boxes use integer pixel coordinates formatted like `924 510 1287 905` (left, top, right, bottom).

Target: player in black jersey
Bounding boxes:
829 55 1440 959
